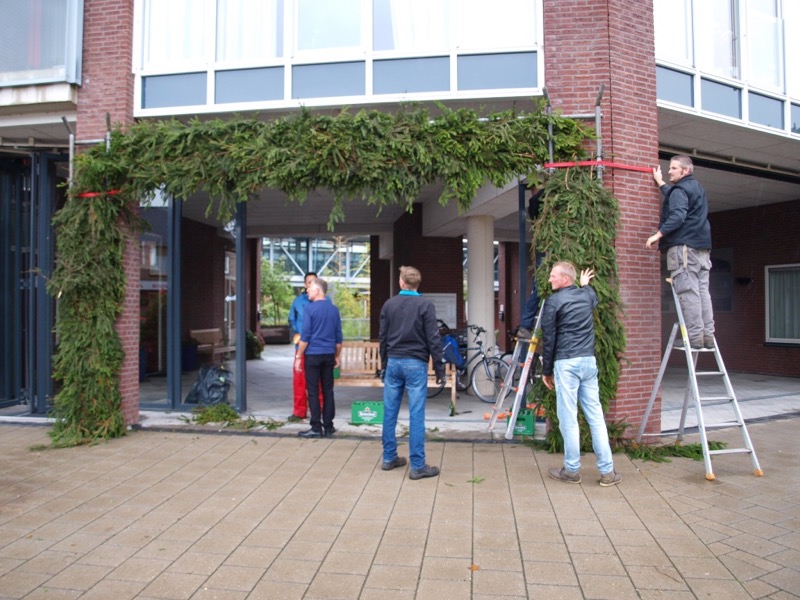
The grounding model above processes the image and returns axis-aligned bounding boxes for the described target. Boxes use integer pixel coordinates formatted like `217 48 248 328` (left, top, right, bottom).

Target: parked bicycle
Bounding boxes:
429 323 509 403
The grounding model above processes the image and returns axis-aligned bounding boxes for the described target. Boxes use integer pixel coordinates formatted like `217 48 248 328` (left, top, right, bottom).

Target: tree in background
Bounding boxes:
261 258 294 325
333 285 370 340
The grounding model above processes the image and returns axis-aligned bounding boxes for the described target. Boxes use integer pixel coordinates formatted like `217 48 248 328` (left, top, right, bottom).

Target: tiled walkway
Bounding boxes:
1 416 798 599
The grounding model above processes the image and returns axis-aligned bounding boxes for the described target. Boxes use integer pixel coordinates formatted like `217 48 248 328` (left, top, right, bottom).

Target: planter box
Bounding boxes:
351 401 384 424
261 325 291 345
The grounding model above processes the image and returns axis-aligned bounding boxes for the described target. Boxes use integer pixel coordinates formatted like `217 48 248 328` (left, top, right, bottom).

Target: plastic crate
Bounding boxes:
351 401 384 424
513 409 535 436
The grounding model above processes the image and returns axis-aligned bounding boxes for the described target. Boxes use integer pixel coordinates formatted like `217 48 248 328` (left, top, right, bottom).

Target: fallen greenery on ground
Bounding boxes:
185 404 283 431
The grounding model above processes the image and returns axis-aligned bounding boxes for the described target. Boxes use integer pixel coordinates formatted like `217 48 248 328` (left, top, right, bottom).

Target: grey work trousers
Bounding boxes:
666 245 715 345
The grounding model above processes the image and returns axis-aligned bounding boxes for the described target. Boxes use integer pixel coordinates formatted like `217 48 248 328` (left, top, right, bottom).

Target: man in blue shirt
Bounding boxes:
294 278 342 438
288 272 317 420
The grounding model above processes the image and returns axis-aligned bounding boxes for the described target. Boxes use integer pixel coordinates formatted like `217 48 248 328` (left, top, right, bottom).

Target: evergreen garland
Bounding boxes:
48 103 594 445
530 167 627 453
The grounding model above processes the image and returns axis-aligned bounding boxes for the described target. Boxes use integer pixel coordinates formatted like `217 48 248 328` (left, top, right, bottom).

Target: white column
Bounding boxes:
466 215 495 353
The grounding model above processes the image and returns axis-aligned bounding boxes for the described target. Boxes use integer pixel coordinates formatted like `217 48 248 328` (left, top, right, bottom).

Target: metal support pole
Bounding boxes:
542 88 554 168
595 84 605 180
518 180 528 323
61 117 74 186
105 112 111 153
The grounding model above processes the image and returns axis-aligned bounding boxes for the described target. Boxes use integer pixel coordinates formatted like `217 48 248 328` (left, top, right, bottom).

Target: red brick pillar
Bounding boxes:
76 0 139 424
544 0 663 431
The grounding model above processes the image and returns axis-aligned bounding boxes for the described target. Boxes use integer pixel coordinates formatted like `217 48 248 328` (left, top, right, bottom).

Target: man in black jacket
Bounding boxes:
647 155 715 350
379 266 444 480
541 262 620 487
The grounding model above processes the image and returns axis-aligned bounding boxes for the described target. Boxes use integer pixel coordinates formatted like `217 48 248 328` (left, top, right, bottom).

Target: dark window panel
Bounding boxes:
143 73 206 109
215 67 284 104
292 62 365 99
374 57 449 94
701 78 741 119
656 66 694 107
457 52 537 91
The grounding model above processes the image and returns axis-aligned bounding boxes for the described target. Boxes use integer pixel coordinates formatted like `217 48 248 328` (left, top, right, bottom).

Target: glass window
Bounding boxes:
656 66 694 106
374 57 449 94
695 0 739 79
654 0 693 66
747 0 782 90
373 0 449 52
701 78 741 118
785 0 800 99
457 0 536 49
792 103 800 134
216 0 284 62
144 0 206 68
765 264 800 343
292 62 365 99
296 0 361 52
143 73 207 109
749 92 783 129
457 52 537 91
215 67 284 103
0 0 82 86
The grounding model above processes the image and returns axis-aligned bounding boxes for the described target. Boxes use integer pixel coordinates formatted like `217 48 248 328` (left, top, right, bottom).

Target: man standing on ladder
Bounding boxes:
646 155 715 350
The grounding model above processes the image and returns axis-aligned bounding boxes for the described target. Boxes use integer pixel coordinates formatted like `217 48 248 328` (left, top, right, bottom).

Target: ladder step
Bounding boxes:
698 396 734 403
695 371 725 377
709 448 752 456
703 422 744 431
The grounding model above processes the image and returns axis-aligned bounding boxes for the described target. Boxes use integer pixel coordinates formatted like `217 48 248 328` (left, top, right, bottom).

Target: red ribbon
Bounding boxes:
544 160 652 173
75 189 122 198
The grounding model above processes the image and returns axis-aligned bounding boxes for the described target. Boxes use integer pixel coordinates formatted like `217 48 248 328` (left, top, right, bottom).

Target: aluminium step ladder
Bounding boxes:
637 279 763 480
488 299 545 440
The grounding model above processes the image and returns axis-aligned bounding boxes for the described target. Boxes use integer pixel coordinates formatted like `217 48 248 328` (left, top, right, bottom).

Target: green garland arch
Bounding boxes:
48 102 617 446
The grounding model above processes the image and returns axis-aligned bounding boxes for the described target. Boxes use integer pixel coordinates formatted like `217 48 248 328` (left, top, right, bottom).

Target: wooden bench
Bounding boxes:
336 341 459 413
189 328 235 363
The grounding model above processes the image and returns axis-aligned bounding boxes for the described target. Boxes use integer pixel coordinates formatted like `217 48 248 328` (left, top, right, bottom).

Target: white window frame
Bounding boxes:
765 263 800 344
132 0 543 117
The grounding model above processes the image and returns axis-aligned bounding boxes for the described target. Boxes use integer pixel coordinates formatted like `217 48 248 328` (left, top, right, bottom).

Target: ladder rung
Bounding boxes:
703 422 744 430
695 371 724 377
698 396 734 403
709 448 752 456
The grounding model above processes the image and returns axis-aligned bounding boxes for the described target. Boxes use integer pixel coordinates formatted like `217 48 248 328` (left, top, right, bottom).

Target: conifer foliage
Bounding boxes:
49 103 600 445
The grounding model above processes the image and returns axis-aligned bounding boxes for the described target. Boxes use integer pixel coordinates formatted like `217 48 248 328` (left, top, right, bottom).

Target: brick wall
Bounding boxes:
392 206 464 326
369 236 391 338
544 0 663 432
76 0 137 423
659 200 800 377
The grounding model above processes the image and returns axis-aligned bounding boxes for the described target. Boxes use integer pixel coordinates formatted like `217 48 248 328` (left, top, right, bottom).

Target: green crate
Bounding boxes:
513 409 535 436
351 401 384 424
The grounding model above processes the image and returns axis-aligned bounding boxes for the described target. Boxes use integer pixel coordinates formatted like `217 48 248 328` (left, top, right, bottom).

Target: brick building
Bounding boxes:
1 0 798 430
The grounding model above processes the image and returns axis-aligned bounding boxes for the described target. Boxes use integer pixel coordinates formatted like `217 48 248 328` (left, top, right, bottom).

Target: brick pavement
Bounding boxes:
0 418 798 599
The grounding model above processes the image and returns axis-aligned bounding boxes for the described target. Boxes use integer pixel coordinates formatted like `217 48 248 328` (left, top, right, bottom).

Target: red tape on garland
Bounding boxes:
75 189 122 198
544 160 652 173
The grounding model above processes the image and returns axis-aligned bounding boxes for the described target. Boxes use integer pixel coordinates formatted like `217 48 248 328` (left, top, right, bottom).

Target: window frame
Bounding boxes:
132 0 544 116
764 263 800 345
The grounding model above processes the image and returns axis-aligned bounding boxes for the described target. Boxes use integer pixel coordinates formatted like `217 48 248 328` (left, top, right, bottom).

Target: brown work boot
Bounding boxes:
599 471 622 487
548 467 581 484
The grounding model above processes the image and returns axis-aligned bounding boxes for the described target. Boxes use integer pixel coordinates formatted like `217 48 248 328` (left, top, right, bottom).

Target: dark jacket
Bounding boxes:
657 175 712 251
541 284 597 376
379 292 444 379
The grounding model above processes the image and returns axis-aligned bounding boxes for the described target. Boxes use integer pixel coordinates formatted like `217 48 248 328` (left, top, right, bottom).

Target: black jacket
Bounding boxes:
657 175 712 251
541 284 597 376
379 293 444 379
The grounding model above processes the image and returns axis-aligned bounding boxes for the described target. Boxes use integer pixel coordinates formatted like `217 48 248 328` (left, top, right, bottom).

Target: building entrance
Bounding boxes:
0 154 65 414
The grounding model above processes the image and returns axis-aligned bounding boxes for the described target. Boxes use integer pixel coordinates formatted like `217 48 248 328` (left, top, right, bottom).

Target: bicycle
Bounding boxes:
430 323 510 403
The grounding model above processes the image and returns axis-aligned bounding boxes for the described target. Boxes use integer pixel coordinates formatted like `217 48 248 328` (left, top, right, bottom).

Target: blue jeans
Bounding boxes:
382 357 428 470
554 356 614 474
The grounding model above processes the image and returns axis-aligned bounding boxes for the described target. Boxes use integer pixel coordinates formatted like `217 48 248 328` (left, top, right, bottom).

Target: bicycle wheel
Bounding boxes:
456 368 469 392
426 379 445 398
470 357 509 403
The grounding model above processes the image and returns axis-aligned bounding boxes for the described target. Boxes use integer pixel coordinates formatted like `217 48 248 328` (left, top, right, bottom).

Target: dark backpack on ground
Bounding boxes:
185 365 232 405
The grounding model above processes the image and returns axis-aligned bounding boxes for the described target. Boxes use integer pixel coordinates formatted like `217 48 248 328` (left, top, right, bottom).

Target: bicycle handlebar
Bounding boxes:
468 325 486 335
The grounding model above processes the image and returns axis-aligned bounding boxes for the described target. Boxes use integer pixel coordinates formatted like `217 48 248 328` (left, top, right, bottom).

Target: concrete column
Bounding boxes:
466 216 495 353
